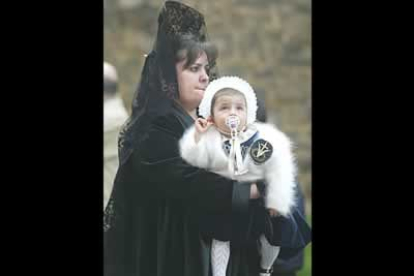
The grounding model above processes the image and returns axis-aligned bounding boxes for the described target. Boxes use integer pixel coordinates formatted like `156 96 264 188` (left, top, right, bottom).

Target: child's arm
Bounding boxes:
263 126 297 217
179 118 213 169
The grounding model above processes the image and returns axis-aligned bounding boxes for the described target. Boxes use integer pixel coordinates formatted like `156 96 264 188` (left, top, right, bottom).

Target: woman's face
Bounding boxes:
176 51 210 113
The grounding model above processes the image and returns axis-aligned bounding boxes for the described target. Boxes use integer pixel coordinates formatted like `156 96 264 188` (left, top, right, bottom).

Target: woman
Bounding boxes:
104 2 310 276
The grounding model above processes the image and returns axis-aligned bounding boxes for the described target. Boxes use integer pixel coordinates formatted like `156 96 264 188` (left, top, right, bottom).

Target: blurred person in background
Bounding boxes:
104 61 128 209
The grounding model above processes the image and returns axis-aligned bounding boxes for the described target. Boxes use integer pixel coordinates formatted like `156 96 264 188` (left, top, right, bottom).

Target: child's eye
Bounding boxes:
237 106 245 111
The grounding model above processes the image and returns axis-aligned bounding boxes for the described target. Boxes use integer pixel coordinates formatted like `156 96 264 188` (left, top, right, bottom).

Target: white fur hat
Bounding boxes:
198 76 258 124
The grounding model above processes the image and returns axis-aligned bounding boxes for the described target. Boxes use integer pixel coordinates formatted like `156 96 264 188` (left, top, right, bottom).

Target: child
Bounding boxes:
179 76 297 276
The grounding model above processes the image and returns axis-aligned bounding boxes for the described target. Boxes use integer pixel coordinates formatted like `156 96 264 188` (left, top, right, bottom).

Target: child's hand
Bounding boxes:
195 118 213 134
194 118 213 143
268 208 279 217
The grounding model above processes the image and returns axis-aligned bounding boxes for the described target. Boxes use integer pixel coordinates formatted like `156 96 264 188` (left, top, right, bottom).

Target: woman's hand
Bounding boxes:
268 208 279 217
250 183 261 199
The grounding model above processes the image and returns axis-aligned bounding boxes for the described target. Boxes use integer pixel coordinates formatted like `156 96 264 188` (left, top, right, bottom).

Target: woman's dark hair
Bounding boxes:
175 34 218 74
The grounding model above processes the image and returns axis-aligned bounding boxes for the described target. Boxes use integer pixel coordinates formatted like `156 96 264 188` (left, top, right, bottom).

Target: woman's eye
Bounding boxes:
190 66 198 72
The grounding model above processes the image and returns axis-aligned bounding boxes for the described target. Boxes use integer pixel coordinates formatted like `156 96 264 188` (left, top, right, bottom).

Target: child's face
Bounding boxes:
211 90 247 134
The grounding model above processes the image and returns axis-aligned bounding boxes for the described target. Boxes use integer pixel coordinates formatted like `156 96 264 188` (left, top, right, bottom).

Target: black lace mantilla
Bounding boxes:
159 1 207 40
104 1 216 232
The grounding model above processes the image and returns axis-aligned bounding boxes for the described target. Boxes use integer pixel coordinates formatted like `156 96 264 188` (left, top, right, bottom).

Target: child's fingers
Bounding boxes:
195 118 209 132
197 118 207 126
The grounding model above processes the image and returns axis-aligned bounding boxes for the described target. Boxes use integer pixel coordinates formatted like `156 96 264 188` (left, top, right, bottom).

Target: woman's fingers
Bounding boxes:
268 209 278 217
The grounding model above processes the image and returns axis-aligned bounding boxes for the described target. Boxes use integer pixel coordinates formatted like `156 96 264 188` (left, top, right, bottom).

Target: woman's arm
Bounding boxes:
246 182 312 259
139 122 253 214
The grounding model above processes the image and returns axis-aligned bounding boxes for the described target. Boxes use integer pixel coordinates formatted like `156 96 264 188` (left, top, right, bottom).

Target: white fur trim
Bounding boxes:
179 126 210 168
199 76 258 124
179 121 297 217
256 122 297 216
